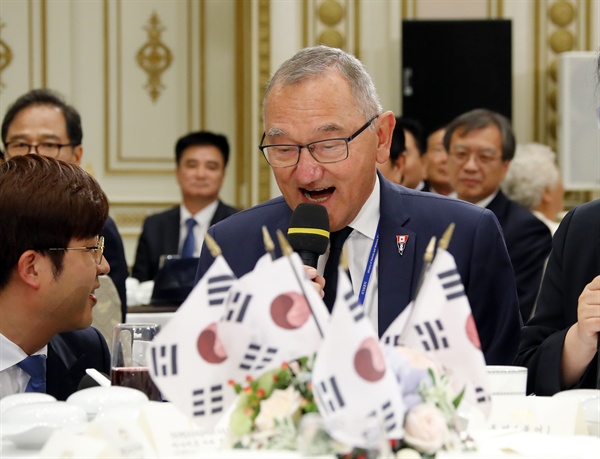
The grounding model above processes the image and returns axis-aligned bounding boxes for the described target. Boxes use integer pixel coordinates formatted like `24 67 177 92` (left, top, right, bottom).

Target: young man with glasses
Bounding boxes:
1 89 129 321
444 109 552 322
0 154 111 400
197 46 521 365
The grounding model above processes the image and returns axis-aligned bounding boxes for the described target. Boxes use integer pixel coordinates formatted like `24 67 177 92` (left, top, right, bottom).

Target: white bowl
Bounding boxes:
66 385 149 420
1 401 87 449
0 392 56 415
553 389 600 436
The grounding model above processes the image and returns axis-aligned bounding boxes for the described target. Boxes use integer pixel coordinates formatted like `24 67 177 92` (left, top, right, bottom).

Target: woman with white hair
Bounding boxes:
501 143 564 234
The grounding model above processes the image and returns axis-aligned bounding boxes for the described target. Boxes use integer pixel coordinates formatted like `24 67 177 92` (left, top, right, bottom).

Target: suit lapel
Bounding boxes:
377 175 417 336
47 335 88 398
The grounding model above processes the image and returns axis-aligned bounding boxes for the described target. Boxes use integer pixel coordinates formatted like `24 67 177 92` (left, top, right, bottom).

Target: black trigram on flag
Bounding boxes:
344 290 364 322
438 268 465 301
475 385 491 404
379 399 399 432
414 319 449 351
238 343 278 372
150 344 178 377
382 334 401 346
207 274 235 307
224 291 252 323
367 400 398 433
315 376 345 415
191 384 224 417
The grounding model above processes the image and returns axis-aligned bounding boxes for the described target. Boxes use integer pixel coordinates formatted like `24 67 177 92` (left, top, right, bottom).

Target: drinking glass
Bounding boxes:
110 323 161 401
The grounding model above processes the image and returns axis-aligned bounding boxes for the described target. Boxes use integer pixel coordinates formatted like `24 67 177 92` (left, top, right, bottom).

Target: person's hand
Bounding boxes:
575 275 600 351
304 266 325 298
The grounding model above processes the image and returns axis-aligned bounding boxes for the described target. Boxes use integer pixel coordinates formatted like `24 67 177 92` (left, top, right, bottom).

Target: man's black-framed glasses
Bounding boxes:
5 142 73 158
259 114 379 168
47 236 105 265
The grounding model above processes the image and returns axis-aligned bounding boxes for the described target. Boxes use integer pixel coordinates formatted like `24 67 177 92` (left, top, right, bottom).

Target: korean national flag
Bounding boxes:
218 252 330 378
382 248 491 417
146 255 241 430
312 268 405 448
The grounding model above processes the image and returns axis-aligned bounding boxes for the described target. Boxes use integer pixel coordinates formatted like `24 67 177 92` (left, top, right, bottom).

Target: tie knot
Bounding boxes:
18 355 46 380
186 218 197 231
330 226 353 251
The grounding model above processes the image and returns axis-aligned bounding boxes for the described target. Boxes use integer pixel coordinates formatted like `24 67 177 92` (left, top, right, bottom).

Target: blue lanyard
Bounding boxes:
357 223 379 305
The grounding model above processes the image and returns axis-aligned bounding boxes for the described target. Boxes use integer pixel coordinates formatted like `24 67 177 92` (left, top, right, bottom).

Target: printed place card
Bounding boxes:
39 430 115 458
480 396 587 436
137 402 222 457
86 418 156 458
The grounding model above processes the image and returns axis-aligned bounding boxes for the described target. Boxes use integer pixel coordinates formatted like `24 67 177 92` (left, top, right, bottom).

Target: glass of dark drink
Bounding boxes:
111 323 162 401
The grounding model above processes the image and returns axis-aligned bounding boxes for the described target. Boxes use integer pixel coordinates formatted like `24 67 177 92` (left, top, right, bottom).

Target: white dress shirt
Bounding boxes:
179 201 219 257
318 175 381 334
0 333 47 399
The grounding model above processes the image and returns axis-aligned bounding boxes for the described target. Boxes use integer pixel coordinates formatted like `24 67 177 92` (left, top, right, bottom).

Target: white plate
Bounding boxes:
0 393 56 415
1 402 87 449
66 385 149 420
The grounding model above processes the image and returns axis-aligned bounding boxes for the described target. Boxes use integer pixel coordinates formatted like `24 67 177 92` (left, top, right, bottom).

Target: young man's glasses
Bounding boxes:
47 236 105 265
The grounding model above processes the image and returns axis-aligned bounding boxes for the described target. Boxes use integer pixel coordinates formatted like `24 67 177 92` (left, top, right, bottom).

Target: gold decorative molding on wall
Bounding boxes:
304 0 354 52
136 11 173 102
0 21 13 89
257 0 271 205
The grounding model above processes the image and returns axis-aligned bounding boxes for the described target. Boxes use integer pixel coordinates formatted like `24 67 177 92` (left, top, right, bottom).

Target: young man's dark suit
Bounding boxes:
486 190 552 322
515 199 600 395
132 201 238 282
46 327 111 400
196 172 521 365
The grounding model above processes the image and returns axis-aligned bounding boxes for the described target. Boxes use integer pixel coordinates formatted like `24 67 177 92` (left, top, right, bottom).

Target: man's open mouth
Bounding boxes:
302 187 335 203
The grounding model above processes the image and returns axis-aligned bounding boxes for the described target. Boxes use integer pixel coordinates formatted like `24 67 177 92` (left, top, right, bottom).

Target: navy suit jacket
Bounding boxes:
514 200 600 395
132 201 238 282
46 327 111 401
486 191 552 322
102 216 129 321
197 174 521 365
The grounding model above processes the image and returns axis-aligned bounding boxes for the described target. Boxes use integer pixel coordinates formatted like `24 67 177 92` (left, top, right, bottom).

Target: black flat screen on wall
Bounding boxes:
402 20 512 136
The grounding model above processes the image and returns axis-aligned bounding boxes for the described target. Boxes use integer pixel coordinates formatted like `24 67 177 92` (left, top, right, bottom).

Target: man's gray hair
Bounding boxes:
263 46 383 122
501 143 561 210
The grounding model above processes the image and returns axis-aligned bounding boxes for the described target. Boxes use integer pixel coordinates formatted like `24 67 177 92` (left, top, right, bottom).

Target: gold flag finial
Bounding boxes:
203 232 221 258
276 229 294 257
438 223 455 250
262 226 275 255
424 236 436 263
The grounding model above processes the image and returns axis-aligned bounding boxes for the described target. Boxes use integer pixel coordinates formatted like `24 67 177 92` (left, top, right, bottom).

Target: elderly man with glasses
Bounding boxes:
0 155 111 400
444 109 552 323
196 46 521 365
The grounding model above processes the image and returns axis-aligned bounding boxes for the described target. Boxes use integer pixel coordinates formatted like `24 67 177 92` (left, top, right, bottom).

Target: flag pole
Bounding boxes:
262 225 277 260
204 232 222 258
276 230 325 338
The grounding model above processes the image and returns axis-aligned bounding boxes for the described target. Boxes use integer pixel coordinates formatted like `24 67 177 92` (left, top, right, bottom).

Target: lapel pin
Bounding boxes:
396 235 409 256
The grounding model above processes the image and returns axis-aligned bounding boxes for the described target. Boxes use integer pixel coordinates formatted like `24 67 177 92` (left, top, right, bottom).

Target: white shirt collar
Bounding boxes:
474 189 499 208
180 200 219 229
347 174 381 240
0 333 47 371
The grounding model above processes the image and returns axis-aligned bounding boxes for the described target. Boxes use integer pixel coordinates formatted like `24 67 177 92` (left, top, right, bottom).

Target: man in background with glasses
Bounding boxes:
444 109 552 323
1 89 129 322
0 154 111 400
197 46 521 365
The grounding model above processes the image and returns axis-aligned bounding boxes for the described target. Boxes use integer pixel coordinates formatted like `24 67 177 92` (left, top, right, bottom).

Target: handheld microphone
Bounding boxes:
287 203 330 268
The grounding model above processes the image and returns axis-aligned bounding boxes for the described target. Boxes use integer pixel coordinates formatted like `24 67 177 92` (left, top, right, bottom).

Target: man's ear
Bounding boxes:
72 145 83 166
375 111 396 165
17 250 44 289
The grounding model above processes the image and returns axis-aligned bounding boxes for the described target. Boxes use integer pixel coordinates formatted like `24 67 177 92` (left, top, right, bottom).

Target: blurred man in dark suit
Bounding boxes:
132 131 238 282
0 155 111 400
1 89 129 321
445 109 552 322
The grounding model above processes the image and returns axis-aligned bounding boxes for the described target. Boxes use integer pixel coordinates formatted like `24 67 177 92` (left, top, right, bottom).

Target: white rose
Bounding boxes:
403 403 451 455
254 386 302 432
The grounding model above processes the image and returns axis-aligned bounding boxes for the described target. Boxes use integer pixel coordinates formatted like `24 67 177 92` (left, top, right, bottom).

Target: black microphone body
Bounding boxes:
287 203 330 269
